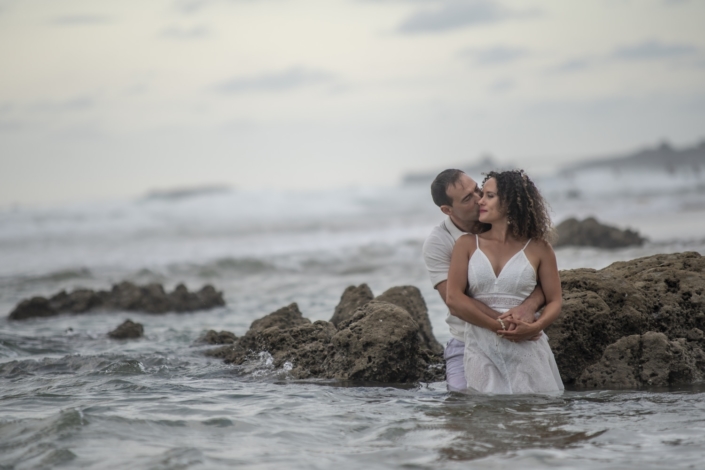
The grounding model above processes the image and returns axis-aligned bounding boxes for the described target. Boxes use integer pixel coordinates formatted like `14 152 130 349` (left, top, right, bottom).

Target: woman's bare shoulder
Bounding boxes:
526 238 555 257
453 234 477 252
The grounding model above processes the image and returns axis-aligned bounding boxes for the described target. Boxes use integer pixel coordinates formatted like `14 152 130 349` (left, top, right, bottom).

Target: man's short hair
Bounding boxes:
431 169 464 207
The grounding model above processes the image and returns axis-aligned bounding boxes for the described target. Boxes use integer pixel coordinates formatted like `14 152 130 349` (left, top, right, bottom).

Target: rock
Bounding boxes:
323 300 441 382
108 320 144 339
8 282 225 320
577 332 705 389
207 291 445 383
7 297 55 319
329 284 374 327
547 251 705 388
197 330 238 345
248 303 311 334
375 286 444 355
554 217 646 249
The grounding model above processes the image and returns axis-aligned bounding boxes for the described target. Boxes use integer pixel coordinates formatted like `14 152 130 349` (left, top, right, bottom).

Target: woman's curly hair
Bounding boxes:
482 169 555 244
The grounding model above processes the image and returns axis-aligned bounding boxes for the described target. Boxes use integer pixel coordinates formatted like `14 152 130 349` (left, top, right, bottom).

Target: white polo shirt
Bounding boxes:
422 216 468 342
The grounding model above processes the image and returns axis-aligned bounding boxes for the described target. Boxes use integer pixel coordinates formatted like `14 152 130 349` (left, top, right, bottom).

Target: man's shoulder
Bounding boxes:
422 221 454 257
423 220 453 244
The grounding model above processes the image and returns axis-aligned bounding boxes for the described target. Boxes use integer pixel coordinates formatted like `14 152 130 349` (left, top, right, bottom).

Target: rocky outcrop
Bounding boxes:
329 284 374 327
8 282 225 320
206 286 445 383
328 284 443 355
209 252 705 389
577 332 705 389
197 330 238 345
554 217 646 249
546 251 705 388
108 320 144 339
375 286 444 355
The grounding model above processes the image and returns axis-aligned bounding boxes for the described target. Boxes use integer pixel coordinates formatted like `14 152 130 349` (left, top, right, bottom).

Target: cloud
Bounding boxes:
173 0 212 14
0 120 22 132
161 25 209 39
214 67 335 93
30 96 95 113
460 45 528 65
663 0 691 5
489 78 513 93
547 58 591 74
50 15 113 26
173 0 272 15
398 0 538 34
612 40 699 60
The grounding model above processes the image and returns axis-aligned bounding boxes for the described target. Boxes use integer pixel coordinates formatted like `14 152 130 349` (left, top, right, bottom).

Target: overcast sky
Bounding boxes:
1 0 704 206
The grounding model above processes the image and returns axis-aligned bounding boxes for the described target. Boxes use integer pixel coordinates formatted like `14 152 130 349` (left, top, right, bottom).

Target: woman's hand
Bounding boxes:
498 310 542 341
498 318 542 342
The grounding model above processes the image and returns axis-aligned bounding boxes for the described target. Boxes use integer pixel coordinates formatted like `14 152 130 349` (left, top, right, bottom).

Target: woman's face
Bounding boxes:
478 178 506 224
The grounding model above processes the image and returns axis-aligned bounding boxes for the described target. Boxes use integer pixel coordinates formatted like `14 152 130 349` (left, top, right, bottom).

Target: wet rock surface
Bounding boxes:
577 332 705 389
547 251 705 388
554 216 646 249
329 284 374 328
207 286 445 383
196 330 238 345
8 282 225 320
108 320 144 339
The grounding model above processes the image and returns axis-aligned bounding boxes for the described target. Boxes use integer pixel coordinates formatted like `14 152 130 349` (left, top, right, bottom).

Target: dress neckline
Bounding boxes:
475 235 531 279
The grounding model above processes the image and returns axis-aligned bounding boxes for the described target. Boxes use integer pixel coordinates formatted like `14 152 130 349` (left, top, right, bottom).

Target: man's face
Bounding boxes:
442 174 482 227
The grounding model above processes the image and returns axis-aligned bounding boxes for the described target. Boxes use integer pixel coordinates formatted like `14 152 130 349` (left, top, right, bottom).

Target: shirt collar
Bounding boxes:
443 216 467 241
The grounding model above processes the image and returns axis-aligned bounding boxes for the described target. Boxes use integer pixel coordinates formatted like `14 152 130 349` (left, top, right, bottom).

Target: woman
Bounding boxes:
445 170 564 394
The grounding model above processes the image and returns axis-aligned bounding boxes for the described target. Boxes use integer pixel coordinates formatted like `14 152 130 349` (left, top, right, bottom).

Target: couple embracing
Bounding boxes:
422 169 564 394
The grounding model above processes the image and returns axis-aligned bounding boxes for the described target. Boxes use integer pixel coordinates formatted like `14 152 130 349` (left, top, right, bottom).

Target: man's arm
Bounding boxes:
435 280 501 321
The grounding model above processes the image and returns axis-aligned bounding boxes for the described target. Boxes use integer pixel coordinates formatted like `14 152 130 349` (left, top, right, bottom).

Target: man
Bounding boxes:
422 169 545 391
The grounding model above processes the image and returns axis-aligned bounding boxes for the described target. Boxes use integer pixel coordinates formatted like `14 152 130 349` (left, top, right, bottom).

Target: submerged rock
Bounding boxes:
9 282 225 320
108 320 144 339
547 251 705 388
554 216 646 249
206 286 445 383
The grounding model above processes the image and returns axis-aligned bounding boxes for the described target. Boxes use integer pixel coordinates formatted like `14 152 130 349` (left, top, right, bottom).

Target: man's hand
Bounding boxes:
498 305 542 341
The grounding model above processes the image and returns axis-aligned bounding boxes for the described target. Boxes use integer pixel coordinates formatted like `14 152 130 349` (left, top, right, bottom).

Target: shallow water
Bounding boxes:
2 182 705 468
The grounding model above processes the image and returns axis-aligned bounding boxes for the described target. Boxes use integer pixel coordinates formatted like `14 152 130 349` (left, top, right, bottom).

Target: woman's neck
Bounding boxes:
484 219 512 243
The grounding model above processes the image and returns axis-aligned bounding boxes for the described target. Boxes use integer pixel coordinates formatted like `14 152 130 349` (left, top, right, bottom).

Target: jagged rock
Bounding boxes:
197 330 238 345
207 294 445 383
577 332 705 389
329 284 374 327
108 320 144 339
554 216 646 249
547 251 705 388
8 282 225 320
324 300 441 382
375 286 443 355
248 303 311 333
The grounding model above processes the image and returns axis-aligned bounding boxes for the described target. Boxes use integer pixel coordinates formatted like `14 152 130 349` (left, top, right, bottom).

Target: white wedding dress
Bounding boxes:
463 235 564 394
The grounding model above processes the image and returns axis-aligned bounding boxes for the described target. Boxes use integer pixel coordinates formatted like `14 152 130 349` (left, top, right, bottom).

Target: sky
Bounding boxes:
1 0 704 206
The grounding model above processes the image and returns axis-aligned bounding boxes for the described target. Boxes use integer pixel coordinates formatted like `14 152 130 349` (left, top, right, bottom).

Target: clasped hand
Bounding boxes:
497 306 542 342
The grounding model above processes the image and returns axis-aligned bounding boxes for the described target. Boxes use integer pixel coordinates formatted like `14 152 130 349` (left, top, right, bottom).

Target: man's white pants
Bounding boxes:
444 338 466 391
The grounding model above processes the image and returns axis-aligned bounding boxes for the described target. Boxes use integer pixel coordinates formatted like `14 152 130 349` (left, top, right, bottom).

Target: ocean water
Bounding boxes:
2 173 705 469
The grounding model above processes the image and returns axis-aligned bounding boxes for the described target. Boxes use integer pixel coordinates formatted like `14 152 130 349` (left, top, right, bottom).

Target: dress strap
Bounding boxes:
475 234 479 248
522 239 531 251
